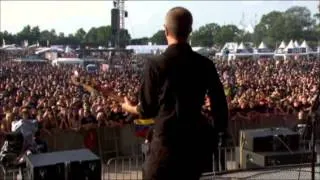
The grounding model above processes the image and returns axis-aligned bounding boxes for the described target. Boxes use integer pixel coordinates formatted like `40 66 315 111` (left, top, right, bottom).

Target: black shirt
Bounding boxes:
137 43 228 137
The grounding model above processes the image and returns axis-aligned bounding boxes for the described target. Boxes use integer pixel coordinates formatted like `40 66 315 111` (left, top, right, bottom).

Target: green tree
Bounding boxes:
253 11 285 47
284 6 316 41
0 32 3 46
75 28 86 44
150 30 167 45
131 37 149 45
2 31 16 45
190 23 220 47
30 26 40 44
16 25 32 45
215 25 241 45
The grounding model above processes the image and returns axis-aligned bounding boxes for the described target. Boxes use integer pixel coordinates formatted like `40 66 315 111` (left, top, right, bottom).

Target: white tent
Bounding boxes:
126 45 167 54
237 42 245 50
258 41 267 49
278 41 286 49
300 40 309 48
294 40 300 48
220 42 238 53
285 40 295 51
35 47 64 55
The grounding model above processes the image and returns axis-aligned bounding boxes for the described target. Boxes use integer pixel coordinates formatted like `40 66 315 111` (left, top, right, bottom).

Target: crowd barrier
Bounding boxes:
40 124 143 160
37 113 310 153
104 155 144 180
1 114 319 179
228 113 319 145
0 113 314 159
101 144 319 180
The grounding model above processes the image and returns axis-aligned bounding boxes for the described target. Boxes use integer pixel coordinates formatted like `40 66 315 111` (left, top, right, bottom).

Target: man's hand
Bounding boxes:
121 97 138 114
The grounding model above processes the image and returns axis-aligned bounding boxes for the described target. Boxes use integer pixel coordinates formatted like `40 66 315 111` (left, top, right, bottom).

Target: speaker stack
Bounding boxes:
26 149 101 180
236 127 312 169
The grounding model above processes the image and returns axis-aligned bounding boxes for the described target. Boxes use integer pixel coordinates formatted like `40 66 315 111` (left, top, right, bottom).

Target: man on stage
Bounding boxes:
121 7 228 180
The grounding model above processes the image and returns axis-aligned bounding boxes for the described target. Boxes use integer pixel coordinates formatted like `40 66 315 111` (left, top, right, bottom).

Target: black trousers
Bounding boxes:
143 125 217 180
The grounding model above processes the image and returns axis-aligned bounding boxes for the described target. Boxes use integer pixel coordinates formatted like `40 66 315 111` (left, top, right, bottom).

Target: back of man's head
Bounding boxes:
165 7 193 40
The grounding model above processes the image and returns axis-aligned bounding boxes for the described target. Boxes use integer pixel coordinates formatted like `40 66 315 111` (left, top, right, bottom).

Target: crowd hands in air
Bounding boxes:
0 55 319 136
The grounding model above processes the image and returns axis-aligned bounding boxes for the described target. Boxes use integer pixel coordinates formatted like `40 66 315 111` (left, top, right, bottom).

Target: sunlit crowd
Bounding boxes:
0 54 319 139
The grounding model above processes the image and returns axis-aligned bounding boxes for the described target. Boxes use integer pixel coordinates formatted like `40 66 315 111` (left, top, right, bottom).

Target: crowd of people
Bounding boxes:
216 57 319 125
0 53 319 146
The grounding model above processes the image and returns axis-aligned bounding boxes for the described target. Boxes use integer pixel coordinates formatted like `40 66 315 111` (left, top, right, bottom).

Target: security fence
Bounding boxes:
1 113 319 179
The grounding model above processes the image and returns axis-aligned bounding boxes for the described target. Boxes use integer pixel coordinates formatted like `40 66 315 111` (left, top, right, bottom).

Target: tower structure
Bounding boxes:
112 0 128 48
113 0 126 29
119 0 125 29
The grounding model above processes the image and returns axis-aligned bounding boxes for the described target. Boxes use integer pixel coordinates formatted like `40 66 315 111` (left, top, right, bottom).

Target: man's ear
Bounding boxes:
164 24 168 37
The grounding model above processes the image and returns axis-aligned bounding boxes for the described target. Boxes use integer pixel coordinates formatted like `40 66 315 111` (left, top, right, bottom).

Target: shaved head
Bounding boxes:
165 7 193 40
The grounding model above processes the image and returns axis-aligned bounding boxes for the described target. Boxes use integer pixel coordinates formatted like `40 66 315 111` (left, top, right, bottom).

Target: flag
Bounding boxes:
134 119 154 138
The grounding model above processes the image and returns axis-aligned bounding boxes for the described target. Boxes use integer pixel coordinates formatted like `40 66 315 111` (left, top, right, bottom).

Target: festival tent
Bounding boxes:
258 41 267 49
285 40 295 51
228 42 254 60
35 47 64 55
294 40 300 48
237 42 245 51
301 40 319 57
300 40 309 49
278 41 286 49
219 42 238 53
300 40 310 54
274 41 287 58
126 45 167 54
255 41 274 59
215 42 238 60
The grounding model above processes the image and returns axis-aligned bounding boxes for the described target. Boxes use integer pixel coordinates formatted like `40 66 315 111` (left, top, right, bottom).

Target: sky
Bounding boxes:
0 1 319 39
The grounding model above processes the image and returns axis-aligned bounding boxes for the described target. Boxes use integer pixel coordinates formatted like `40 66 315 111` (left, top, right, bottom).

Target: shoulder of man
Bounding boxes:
142 55 164 72
192 51 216 69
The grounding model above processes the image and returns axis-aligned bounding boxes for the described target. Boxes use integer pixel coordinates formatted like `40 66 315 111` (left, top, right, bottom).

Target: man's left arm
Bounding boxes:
122 60 158 119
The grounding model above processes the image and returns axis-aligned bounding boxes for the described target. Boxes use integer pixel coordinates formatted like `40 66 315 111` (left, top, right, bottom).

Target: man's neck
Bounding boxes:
167 37 188 46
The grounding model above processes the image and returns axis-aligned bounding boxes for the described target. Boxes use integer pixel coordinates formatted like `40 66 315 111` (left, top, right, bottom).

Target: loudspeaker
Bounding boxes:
235 147 312 169
68 159 101 180
240 127 299 152
111 8 120 35
26 149 101 180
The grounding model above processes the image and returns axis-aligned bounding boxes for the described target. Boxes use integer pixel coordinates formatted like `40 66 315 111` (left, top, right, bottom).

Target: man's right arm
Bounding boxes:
207 61 229 134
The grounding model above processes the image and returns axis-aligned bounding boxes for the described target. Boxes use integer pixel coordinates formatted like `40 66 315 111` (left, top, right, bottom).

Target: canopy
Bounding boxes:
294 40 300 48
285 40 295 50
300 40 309 48
35 47 64 54
258 41 267 49
126 45 167 54
237 42 245 50
278 41 286 49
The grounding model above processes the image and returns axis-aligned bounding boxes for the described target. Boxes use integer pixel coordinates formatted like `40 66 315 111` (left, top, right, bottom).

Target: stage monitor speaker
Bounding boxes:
26 149 101 180
240 127 299 152
235 147 312 169
111 8 120 35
